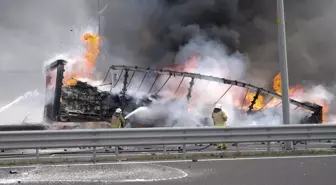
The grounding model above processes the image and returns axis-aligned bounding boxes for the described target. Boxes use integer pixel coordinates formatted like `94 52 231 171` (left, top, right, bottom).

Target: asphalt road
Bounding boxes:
1 155 335 185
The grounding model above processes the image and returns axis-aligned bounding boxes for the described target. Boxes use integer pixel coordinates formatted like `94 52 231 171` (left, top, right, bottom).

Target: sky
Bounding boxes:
1 0 336 107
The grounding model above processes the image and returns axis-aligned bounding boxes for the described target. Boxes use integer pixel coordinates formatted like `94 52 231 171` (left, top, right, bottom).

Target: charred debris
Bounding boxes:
43 60 323 125
60 80 157 122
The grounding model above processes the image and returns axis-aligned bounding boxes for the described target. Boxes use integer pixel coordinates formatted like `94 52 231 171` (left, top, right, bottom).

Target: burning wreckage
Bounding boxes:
43 59 324 128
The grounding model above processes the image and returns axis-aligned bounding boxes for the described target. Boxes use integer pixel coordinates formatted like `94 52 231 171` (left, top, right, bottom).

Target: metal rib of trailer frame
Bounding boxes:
148 74 160 93
186 78 195 103
259 97 274 111
241 89 249 109
155 75 172 95
109 65 319 112
214 84 233 105
127 71 136 88
113 69 124 88
174 75 185 95
101 68 111 85
248 89 261 112
137 72 148 92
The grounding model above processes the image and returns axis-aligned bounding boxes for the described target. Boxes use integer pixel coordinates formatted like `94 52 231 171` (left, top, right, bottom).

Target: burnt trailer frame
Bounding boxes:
43 59 66 122
108 65 323 124
43 61 323 124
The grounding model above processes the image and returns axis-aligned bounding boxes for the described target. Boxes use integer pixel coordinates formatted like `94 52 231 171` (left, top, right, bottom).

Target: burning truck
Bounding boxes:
41 32 325 129
43 58 324 128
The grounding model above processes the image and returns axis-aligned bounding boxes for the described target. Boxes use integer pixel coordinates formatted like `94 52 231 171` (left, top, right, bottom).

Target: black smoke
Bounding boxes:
98 0 336 86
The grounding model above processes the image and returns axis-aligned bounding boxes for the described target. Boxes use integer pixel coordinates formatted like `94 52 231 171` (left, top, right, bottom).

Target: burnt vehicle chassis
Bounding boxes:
44 60 323 124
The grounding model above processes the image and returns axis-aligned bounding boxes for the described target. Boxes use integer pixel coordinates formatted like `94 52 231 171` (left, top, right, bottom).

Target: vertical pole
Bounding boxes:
163 145 167 154
115 146 119 161
121 70 129 113
36 149 40 163
182 144 187 160
92 147 97 164
277 0 292 149
235 143 240 153
97 0 103 76
98 0 100 33
186 78 195 103
110 73 117 93
53 61 66 121
267 142 271 153
304 141 308 151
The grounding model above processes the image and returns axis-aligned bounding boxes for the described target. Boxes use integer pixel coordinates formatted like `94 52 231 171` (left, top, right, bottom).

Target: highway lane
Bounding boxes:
1 155 335 185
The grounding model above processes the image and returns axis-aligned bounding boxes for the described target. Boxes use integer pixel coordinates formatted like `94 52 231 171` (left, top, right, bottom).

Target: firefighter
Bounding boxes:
110 108 125 128
107 108 125 151
212 103 228 150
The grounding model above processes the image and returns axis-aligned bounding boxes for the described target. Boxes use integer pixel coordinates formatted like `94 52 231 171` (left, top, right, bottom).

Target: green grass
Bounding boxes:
1 149 336 166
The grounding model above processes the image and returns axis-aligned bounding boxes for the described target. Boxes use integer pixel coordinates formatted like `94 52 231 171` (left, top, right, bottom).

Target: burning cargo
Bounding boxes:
41 30 326 127
43 59 324 128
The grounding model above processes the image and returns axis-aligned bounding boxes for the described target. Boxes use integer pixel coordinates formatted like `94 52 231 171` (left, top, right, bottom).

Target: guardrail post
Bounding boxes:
182 144 186 160
92 147 97 164
235 143 240 153
115 146 119 161
36 148 39 163
304 141 308 151
163 145 167 154
267 142 271 153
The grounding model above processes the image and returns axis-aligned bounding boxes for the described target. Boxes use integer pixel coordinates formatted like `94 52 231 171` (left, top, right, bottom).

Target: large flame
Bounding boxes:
63 33 100 86
272 73 304 96
166 55 330 123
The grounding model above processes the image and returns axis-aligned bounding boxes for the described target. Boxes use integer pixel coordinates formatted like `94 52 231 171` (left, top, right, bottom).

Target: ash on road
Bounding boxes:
0 156 335 185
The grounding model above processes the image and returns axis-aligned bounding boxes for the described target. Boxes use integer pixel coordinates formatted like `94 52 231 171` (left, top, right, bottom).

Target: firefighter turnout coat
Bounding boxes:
110 114 125 128
212 110 228 127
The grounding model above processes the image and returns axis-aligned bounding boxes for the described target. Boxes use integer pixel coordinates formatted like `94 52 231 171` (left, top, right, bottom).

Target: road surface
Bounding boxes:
1 155 335 185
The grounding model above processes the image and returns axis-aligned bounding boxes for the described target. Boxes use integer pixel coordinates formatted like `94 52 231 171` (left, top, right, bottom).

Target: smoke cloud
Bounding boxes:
2 0 336 124
0 0 92 103
0 0 96 122
97 0 336 124
99 0 336 86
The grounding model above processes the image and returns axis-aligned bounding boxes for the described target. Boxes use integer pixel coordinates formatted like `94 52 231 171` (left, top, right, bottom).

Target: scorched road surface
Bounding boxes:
1 155 335 185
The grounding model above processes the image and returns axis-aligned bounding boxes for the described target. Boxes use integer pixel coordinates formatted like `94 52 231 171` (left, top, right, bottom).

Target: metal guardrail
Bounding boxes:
0 124 335 162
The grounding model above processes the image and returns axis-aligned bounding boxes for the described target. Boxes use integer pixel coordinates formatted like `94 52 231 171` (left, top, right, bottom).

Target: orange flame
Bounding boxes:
165 56 329 123
63 33 100 86
165 55 199 98
244 93 265 110
272 73 328 123
272 73 304 96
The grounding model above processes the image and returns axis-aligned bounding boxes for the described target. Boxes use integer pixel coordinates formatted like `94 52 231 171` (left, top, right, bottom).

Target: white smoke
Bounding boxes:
0 0 96 124
0 90 44 124
43 26 99 78
118 35 249 127
122 35 336 127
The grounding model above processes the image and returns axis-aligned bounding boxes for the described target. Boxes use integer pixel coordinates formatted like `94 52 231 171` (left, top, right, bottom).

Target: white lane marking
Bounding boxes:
0 164 188 183
0 154 336 169
0 180 20 184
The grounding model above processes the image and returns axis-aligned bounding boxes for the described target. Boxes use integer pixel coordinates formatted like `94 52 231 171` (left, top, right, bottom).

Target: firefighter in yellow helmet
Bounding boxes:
108 108 125 151
212 103 228 150
110 108 125 128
